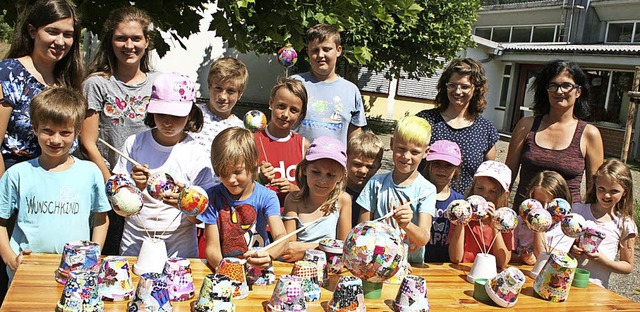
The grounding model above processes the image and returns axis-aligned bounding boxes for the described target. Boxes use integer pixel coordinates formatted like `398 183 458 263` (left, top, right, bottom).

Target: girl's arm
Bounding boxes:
490 227 511 269
0 100 12 177
282 193 299 240
448 223 465 264
91 212 109 251
582 124 604 190
583 235 636 274
80 110 112 181
280 193 315 262
505 117 534 193
336 192 352 240
204 223 223 269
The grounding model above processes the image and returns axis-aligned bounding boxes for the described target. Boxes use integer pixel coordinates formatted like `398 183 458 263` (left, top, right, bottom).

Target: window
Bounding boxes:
475 27 492 40
498 64 512 108
606 22 638 43
511 27 532 42
532 26 555 42
585 69 635 127
473 25 561 42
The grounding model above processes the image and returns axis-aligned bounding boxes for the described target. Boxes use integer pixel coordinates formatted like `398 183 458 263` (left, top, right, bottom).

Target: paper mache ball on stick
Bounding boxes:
106 174 143 217
243 110 267 132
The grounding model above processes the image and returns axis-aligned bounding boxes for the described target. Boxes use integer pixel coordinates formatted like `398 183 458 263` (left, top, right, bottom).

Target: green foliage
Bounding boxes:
0 13 12 42
211 0 481 79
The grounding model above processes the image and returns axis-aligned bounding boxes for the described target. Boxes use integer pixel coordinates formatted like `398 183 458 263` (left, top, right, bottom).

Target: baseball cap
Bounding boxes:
147 73 196 117
425 140 461 166
305 136 347 168
474 160 512 191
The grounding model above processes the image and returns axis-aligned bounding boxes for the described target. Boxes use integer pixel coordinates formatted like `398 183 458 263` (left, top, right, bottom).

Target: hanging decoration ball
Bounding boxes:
178 185 209 216
277 45 298 68
243 110 267 132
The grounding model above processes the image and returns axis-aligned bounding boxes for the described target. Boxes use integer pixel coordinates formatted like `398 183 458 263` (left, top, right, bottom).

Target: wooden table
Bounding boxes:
2 254 640 311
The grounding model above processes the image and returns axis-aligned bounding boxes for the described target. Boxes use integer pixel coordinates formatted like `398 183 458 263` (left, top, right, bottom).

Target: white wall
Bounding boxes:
150 2 285 105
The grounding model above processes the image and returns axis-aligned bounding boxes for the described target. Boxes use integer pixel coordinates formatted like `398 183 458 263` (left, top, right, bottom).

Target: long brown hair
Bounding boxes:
6 0 83 91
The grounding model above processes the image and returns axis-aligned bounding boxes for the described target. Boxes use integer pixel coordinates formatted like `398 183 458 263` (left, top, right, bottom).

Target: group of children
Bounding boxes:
0 0 635 295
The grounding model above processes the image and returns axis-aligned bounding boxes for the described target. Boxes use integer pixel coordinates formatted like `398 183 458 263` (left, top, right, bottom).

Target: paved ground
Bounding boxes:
377 134 640 301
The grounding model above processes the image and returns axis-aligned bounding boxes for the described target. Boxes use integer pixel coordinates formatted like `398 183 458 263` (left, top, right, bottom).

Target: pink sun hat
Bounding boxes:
147 72 196 117
425 139 462 165
305 136 347 168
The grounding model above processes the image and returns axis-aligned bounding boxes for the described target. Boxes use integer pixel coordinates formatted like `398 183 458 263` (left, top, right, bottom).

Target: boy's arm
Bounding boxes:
91 212 109 251
347 125 362 142
204 223 223 269
336 193 352 240
448 223 465 264
264 215 288 261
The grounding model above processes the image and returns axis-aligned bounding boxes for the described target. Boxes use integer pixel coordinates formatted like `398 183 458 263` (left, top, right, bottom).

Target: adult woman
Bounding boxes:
416 58 499 194
505 60 603 209
81 7 158 255
0 0 83 175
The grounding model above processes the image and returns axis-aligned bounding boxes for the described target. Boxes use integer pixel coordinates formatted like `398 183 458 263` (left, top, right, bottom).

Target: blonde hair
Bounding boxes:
465 178 510 208
347 130 384 162
210 127 259 180
207 57 249 93
526 171 572 203
30 87 86 131
294 159 346 215
586 159 634 220
394 116 432 147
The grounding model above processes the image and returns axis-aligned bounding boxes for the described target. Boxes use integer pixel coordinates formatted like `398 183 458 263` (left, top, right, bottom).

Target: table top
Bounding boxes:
2 253 640 311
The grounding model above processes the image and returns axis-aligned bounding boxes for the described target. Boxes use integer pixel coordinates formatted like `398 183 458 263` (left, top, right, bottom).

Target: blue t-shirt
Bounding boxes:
424 190 464 263
356 172 437 263
198 182 280 258
291 72 367 146
0 157 111 255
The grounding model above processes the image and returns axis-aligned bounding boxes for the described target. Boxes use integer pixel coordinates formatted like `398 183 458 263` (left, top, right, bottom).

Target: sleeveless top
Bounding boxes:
514 116 586 207
284 204 340 243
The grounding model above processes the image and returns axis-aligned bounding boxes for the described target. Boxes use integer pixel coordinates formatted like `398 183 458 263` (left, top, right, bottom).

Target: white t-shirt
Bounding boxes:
572 202 637 288
113 129 216 258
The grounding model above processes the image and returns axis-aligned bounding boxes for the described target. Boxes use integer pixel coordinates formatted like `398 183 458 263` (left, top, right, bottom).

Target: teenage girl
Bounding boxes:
255 78 310 209
113 73 215 258
571 159 636 288
280 136 352 262
81 7 159 256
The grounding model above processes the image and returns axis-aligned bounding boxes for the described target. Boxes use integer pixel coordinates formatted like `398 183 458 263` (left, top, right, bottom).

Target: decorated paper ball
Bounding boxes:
243 110 267 132
445 199 472 225
519 198 543 219
105 174 134 197
277 45 298 68
178 185 209 216
547 198 572 223
343 221 406 283
110 185 144 217
467 195 489 220
146 172 179 200
561 213 586 238
493 207 518 232
525 208 553 233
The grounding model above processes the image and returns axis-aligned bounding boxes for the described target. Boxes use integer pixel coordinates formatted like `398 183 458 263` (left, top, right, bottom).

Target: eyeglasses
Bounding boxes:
547 82 580 93
445 83 473 93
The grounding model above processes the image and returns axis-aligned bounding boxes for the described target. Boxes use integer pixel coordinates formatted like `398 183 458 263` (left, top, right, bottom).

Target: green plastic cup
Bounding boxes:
572 268 590 288
473 278 491 303
362 280 383 299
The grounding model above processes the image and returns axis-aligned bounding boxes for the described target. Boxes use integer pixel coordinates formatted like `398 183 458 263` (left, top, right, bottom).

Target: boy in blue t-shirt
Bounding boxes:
357 116 437 263
0 88 111 281
198 127 287 269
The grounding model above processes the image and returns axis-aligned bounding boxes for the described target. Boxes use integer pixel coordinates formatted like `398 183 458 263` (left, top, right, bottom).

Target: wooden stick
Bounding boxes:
466 223 485 254
98 138 142 167
261 216 328 252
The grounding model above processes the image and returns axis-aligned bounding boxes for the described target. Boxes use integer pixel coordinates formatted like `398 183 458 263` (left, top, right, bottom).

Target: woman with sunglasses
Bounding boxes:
506 60 603 210
416 58 499 194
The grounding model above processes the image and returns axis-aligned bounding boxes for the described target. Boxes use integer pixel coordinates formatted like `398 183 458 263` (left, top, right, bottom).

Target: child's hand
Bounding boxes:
271 178 298 194
393 201 413 229
131 164 150 191
162 182 185 209
279 242 307 263
8 249 31 273
259 161 276 184
243 249 272 270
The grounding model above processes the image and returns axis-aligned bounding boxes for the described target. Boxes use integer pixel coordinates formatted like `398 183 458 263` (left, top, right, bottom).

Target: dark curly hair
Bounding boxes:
531 60 590 120
434 58 488 119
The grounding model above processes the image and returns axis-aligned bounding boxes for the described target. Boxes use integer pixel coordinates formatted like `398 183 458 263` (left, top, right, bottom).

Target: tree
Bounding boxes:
211 0 481 79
